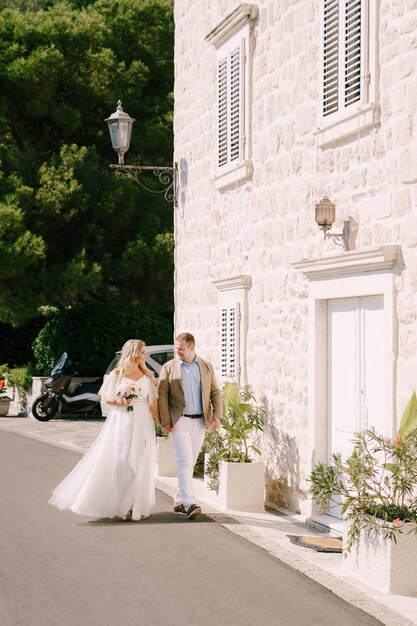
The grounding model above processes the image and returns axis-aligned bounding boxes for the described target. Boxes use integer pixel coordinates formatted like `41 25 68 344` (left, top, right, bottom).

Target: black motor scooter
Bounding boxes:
31 353 102 421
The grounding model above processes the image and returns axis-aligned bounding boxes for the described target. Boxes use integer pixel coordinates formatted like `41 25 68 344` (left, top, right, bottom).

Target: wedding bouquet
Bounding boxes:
117 386 138 412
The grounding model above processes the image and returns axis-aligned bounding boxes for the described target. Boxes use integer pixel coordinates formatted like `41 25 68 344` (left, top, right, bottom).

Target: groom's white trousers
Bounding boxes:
170 416 206 508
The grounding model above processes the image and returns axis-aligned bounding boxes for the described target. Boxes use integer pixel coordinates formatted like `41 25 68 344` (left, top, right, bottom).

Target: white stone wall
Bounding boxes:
174 0 417 512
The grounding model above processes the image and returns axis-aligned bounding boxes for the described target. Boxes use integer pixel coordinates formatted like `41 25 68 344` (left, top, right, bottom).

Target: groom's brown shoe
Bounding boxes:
174 504 186 514
186 503 202 519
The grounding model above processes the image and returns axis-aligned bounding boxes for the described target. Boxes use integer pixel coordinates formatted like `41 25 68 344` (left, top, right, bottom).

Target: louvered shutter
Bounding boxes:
323 0 365 118
218 56 228 167
323 0 339 117
217 35 243 168
344 0 362 107
229 46 241 162
221 303 240 381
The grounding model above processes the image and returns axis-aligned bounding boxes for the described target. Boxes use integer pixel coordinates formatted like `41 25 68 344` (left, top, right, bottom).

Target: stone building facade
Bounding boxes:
173 0 417 522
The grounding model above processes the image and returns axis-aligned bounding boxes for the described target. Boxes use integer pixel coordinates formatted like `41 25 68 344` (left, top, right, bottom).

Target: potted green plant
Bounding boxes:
309 427 417 594
204 382 266 511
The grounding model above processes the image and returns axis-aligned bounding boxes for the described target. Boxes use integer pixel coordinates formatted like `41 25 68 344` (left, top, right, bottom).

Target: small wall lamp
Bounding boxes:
315 197 350 250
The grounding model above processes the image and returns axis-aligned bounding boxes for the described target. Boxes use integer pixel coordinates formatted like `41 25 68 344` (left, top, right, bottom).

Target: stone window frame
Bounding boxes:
316 0 380 149
213 275 251 385
205 4 258 190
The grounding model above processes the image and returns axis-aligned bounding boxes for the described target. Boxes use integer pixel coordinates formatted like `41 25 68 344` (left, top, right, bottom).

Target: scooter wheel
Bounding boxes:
32 395 59 421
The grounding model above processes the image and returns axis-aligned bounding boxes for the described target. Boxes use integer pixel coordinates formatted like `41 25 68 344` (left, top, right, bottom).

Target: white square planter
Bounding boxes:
204 459 265 512
343 521 417 594
156 436 177 477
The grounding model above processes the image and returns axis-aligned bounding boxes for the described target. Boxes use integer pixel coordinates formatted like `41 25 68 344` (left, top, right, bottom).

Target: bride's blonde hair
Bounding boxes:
114 339 153 379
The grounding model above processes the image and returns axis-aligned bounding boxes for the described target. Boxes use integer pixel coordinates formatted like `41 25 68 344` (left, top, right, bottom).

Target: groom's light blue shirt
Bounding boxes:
180 357 203 415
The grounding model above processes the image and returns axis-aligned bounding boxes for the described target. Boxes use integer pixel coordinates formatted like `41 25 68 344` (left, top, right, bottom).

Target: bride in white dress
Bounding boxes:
49 339 159 521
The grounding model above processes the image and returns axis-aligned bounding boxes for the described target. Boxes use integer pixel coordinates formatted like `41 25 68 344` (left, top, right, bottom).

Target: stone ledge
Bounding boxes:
292 245 401 279
316 104 380 149
214 160 253 190
205 3 258 46
212 274 252 291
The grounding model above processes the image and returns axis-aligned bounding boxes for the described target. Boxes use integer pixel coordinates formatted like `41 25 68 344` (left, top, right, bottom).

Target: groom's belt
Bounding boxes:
183 413 204 419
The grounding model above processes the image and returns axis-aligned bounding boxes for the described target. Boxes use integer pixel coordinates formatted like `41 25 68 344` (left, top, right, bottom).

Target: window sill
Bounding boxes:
317 103 380 149
215 160 253 190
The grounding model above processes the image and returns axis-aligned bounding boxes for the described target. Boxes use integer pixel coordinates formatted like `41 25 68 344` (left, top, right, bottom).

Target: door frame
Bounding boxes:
327 294 385 520
293 246 399 522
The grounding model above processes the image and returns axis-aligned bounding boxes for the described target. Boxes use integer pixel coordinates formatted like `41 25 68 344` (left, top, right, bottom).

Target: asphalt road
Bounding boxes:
0 431 382 626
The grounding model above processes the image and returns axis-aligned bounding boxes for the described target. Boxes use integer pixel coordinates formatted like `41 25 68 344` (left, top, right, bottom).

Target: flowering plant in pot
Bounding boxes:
205 383 265 495
0 379 12 400
0 379 12 416
309 427 417 554
0 363 33 414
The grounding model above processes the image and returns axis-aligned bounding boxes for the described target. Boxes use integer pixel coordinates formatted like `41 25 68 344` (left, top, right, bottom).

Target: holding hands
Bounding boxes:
211 417 221 430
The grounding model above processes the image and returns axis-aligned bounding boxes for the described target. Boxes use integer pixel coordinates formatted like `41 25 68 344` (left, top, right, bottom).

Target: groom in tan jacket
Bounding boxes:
158 332 222 518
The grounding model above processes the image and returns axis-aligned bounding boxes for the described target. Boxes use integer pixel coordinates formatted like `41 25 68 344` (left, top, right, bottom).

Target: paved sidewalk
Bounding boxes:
1 416 417 626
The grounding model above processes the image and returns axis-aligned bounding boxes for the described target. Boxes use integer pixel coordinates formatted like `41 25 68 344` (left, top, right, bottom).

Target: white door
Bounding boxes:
328 295 385 517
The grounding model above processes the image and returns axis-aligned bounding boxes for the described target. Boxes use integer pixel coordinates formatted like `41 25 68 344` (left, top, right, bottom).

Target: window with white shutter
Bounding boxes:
318 0 379 148
216 39 243 170
221 304 241 381
206 5 258 190
214 275 251 386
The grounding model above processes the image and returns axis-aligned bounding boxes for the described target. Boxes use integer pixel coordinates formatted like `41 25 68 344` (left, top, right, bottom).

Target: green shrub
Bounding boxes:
4 364 34 392
33 299 173 375
309 428 417 553
0 363 34 409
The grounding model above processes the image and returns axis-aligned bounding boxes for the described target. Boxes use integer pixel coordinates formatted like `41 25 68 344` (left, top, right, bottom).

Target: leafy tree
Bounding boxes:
0 0 174 332
32 298 173 375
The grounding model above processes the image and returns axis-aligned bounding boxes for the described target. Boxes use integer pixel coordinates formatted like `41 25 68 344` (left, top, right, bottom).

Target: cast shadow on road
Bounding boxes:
85 512 215 526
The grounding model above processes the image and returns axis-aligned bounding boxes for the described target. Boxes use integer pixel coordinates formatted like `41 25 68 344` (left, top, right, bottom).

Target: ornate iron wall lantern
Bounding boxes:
105 101 178 206
315 197 350 250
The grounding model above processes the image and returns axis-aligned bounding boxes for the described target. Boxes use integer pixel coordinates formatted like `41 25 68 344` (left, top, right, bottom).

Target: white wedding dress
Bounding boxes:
49 372 156 520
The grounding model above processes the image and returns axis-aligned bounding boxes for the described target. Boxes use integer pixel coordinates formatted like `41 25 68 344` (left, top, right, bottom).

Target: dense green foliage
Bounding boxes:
33 298 173 375
0 0 174 336
309 428 417 553
0 362 34 410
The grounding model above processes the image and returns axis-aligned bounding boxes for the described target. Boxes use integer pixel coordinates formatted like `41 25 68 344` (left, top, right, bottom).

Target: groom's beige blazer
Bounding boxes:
158 356 222 429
